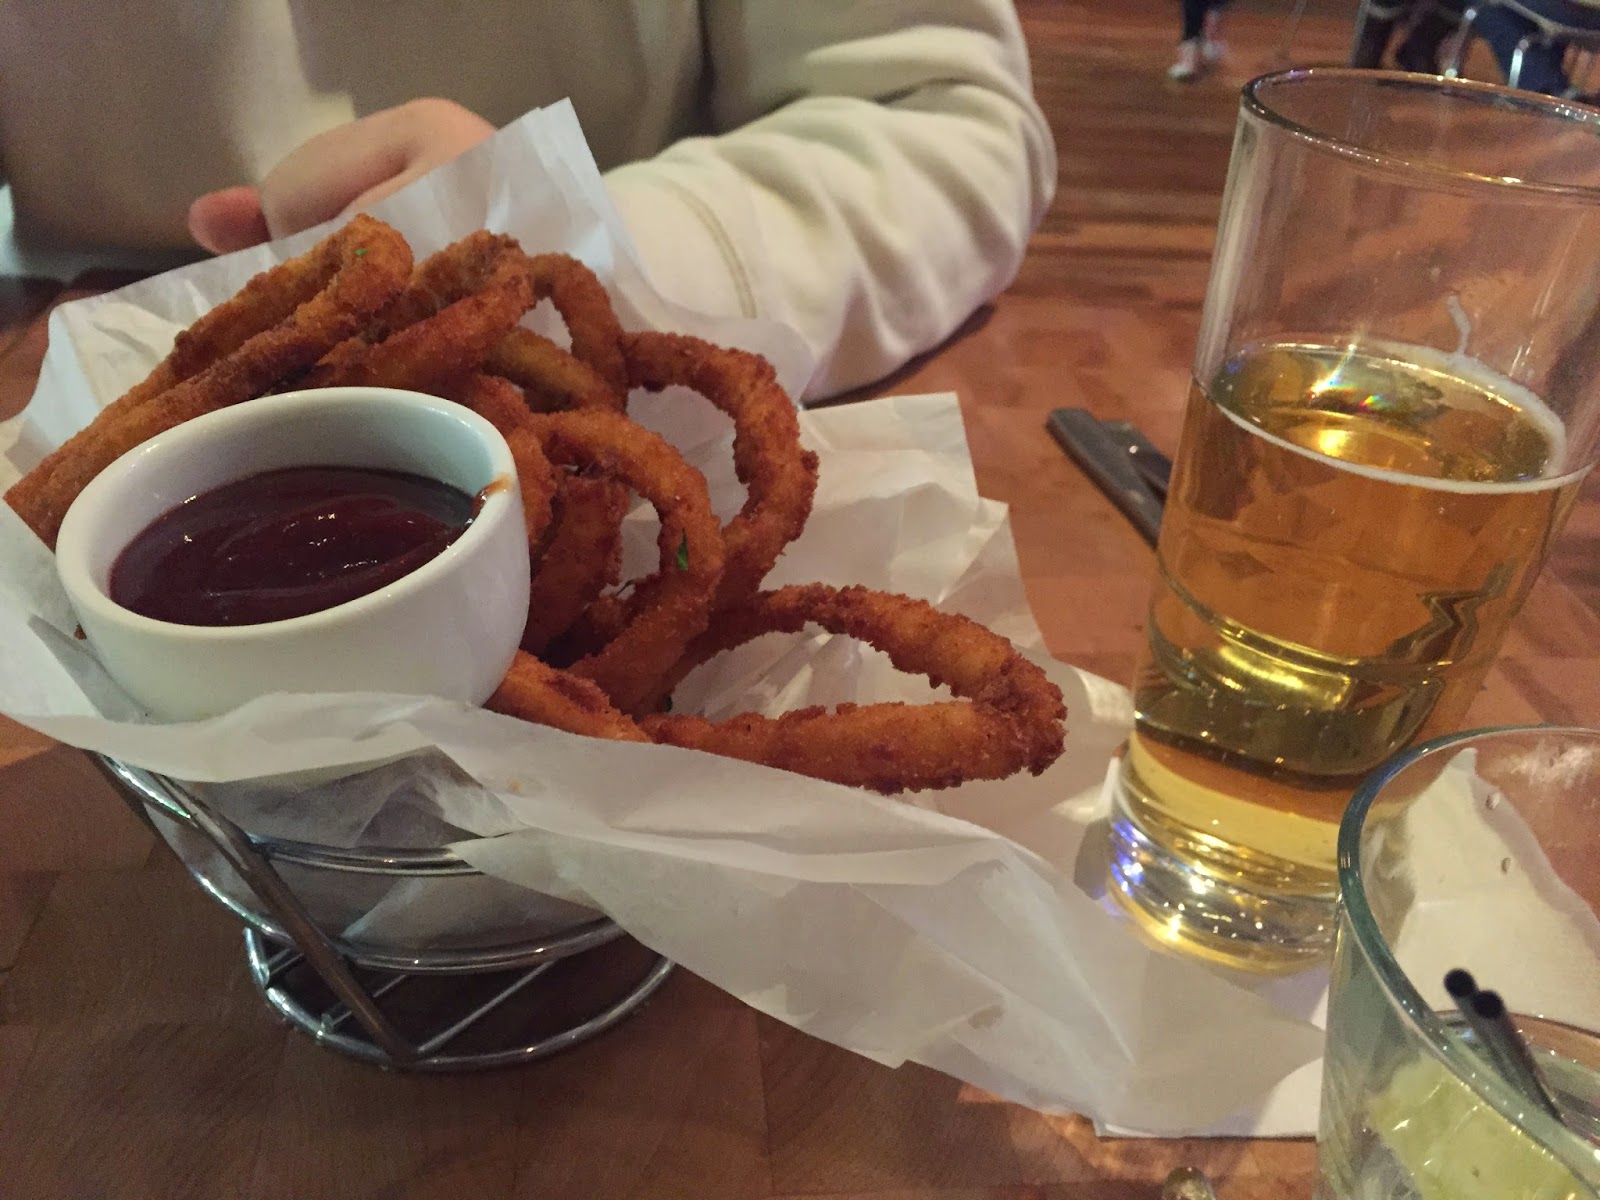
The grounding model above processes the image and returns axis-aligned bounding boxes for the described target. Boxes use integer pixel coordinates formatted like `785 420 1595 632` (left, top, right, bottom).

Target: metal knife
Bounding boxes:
1045 408 1166 546
1102 418 1172 502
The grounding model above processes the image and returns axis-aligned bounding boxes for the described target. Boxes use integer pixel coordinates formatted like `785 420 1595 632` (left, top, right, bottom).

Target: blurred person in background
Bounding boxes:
1169 0 1229 80
0 1 1056 402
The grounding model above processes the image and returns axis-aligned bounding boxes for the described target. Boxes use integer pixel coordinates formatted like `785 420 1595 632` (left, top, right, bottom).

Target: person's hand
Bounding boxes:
187 98 495 254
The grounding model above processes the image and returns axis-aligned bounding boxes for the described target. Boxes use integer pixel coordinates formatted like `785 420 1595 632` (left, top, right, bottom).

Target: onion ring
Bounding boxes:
486 650 648 742
639 584 1067 793
447 371 534 437
521 471 629 655
526 253 627 399
300 232 535 396
570 329 819 655
528 253 627 398
6 215 413 547
487 328 621 414
131 213 412 411
503 426 559 548
527 409 725 714
483 253 628 412
624 331 818 608
444 373 557 547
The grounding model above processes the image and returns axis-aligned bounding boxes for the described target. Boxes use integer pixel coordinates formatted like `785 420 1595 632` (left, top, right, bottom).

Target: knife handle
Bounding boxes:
1046 408 1164 547
1102 419 1173 501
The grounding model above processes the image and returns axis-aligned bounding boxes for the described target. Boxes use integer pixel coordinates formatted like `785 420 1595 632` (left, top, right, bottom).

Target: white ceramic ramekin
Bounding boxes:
55 387 529 721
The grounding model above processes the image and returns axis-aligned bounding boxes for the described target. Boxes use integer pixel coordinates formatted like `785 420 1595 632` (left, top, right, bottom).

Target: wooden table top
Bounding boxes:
3 3 1597 1197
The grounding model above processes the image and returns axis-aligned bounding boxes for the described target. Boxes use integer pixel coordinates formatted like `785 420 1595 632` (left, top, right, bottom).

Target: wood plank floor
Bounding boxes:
1014 0 1357 308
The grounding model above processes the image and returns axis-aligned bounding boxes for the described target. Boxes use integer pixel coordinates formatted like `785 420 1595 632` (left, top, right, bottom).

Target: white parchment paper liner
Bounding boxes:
0 102 1331 1134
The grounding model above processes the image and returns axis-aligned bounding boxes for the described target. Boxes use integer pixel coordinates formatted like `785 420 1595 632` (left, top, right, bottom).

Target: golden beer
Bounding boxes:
1111 341 1584 967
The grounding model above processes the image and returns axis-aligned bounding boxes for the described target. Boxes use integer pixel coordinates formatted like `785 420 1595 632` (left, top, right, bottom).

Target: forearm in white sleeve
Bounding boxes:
605 0 1056 401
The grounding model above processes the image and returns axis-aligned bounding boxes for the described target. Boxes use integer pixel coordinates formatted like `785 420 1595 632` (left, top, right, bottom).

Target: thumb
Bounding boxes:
187 185 272 255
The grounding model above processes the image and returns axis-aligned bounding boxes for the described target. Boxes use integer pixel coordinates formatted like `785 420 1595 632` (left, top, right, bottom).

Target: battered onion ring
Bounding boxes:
527 410 725 714
528 253 627 398
626 331 817 608
301 232 535 396
447 371 535 437
446 373 647 652
521 471 629 655
571 329 818 654
486 650 648 742
484 253 628 412
6 215 413 547
503 426 559 547
487 328 621 414
639 584 1067 794
128 213 411 412
379 231 529 333
526 252 628 398
445 373 557 546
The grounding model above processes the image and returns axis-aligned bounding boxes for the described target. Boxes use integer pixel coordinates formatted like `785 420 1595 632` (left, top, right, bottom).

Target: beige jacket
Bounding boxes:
0 1 1054 396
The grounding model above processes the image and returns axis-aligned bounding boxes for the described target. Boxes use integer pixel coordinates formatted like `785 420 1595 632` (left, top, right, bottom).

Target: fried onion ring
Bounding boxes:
6 215 413 547
486 650 648 742
503 426 559 548
301 231 535 396
639 584 1067 793
487 328 621 414
128 213 411 411
521 471 629 655
447 371 535 437
483 253 628 412
527 410 725 714
570 329 818 654
443 373 557 547
527 253 628 399
625 331 818 608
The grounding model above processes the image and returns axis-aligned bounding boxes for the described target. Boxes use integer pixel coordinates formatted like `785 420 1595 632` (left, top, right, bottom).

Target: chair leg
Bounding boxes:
1510 32 1536 88
1395 0 1468 74
1443 6 1480 77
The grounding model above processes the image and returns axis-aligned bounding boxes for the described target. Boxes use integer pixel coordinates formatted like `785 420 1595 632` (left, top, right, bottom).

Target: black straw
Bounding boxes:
1444 968 1479 1005
1446 968 1565 1124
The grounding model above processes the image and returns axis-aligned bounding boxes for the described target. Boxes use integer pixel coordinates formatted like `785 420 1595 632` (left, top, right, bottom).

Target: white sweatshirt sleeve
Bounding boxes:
604 0 1056 401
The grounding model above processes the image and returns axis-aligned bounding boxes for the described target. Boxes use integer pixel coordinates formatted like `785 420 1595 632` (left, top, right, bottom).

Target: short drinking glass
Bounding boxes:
1317 725 1600 1199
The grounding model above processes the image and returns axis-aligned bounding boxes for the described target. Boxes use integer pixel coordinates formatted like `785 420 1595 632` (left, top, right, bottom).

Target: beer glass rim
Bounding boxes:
1243 68 1600 203
1339 723 1600 1180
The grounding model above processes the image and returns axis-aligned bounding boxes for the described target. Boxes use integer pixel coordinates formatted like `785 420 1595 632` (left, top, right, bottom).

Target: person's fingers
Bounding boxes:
186 185 272 254
186 100 493 257
255 119 408 239
258 98 495 239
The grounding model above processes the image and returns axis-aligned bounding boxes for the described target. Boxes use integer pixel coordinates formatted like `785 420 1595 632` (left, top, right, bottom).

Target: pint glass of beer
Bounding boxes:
1107 71 1600 972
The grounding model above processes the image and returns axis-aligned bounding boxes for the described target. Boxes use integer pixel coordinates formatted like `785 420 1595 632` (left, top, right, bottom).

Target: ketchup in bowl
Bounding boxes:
109 466 476 626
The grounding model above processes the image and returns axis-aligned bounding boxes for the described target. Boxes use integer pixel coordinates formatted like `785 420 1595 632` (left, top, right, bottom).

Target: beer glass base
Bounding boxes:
1106 784 1337 973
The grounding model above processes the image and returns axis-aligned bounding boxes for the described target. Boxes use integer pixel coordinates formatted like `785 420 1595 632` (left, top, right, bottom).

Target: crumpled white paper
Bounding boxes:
0 101 1330 1134
1386 747 1600 1030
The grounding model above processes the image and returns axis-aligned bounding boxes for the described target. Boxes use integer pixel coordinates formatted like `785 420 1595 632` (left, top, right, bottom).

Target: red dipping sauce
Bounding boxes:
109 466 475 627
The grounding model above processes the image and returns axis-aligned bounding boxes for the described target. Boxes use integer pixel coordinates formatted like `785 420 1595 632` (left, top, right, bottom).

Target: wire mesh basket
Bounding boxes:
98 758 672 1070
